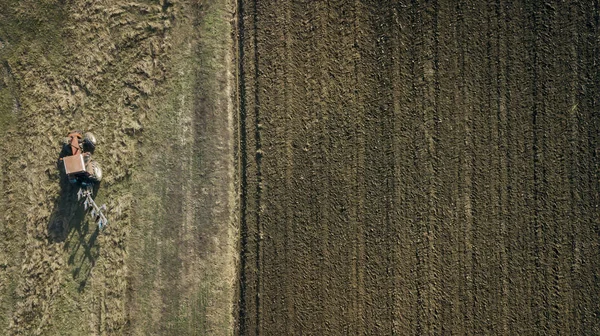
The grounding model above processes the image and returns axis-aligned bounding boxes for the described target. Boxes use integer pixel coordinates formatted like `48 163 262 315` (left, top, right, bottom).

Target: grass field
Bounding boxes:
0 0 237 334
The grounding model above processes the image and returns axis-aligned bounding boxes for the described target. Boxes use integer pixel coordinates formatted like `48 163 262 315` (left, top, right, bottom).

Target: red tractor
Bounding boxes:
58 130 108 229
59 130 102 185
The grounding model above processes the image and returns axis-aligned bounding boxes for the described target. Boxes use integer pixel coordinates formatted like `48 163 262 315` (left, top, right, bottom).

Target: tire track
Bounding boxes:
236 0 259 332
253 1 264 332
236 0 250 330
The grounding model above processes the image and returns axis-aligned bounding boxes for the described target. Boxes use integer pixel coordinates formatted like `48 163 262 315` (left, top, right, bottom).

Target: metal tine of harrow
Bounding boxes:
97 217 105 229
78 185 108 229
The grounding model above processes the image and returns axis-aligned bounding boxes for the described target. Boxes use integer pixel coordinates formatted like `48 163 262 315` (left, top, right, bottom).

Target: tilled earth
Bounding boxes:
237 1 600 335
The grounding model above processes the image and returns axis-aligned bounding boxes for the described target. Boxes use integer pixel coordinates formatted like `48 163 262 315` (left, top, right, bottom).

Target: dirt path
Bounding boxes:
237 1 600 334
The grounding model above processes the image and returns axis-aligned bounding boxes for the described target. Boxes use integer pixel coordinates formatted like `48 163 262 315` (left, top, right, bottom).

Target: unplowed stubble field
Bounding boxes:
237 1 600 335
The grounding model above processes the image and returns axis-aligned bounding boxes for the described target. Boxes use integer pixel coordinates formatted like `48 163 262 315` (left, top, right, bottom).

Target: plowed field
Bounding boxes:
237 1 600 335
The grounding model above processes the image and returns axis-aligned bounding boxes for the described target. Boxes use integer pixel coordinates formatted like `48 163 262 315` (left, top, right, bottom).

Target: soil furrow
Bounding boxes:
236 1 600 335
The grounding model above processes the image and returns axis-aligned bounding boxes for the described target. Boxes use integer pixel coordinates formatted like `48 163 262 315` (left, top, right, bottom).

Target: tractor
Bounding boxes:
59 130 102 185
58 130 108 229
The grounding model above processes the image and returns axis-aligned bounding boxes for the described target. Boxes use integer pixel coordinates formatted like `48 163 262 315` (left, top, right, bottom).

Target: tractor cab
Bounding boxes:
59 131 102 185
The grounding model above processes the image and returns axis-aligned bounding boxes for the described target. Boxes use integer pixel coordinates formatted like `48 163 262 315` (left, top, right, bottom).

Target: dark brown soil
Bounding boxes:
237 1 600 334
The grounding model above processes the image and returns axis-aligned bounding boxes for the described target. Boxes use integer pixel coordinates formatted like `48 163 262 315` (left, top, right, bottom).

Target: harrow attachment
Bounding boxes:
78 186 108 229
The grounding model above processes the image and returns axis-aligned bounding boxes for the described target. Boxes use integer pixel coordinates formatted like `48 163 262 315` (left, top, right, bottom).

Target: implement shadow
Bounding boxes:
48 175 100 292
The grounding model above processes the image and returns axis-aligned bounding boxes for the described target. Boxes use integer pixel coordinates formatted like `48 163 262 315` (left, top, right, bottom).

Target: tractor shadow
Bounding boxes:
48 175 100 292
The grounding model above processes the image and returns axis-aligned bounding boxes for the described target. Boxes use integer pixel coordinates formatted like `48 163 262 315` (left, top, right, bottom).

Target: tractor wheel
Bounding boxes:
83 132 97 145
83 132 97 151
89 161 103 182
